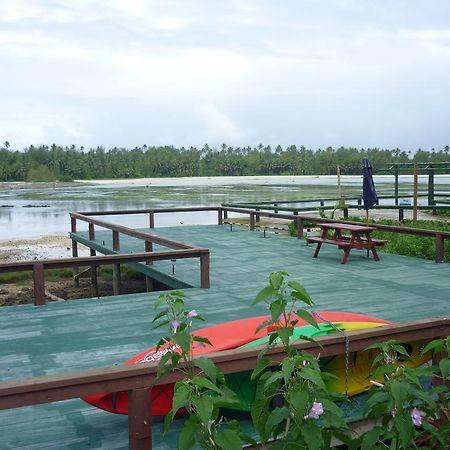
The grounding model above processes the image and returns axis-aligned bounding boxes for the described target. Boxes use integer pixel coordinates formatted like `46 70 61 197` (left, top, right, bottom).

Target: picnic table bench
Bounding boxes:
306 222 387 264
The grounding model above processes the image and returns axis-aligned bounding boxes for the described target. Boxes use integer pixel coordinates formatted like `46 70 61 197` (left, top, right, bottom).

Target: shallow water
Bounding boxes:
1 175 449 240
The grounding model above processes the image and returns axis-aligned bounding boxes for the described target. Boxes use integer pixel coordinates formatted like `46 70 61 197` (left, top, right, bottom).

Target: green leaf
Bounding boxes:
364 390 389 415
393 412 413 448
151 309 169 323
178 415 197 450
300 421 323 450
289 280 314 306
191 376 221 393
252 285 274 305
263 371 284 390
269 271 286 290
390 380 409 410
289 389 308 416
170 382 189 418
194 356 217 382
278 326 294 347
174 329 191 354
192 335 212 347
215 428 243 450
361 426 383 450
191 394 213 427
251 355 272 380
269 299 285 322
295 308 320 329
265 406 290 437
439 357 450 380
299 366 325 388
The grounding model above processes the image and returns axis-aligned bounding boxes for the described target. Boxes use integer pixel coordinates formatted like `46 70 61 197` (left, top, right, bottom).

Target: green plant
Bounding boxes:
359 338 450 449
250 272 353 449
152 290 253 450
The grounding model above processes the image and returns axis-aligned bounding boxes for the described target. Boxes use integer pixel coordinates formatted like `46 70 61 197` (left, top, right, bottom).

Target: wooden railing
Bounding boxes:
0 249 210 306
0 317 448 450
219 206 450 263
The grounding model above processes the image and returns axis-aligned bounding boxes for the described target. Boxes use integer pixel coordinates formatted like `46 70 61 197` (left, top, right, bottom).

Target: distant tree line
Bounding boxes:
1 142 449 182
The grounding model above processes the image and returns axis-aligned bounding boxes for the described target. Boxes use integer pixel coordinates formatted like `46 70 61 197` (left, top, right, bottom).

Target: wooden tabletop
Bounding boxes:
317 222 376 232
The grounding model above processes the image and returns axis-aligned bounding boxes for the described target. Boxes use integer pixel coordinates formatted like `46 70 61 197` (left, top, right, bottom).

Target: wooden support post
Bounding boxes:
399 208 404 221
112 231 120 251
88 223 95 241
113 264 121 295
413 162 419 221
200 253 210 288
149 211 155 229
394 168 399 206
33 262 46 306
296 217 304 239
249 213 255 230
72 240 79 288
343 208 348 219
217 207 223 225
144 240 153 291
128 388 152 450
112 230 121 295
255 208 260 222
71 216 77 233
435 234 444 263
274 203 278 214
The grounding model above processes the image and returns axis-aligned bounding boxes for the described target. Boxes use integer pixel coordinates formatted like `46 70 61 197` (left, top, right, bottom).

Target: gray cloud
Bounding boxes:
0 0 449 151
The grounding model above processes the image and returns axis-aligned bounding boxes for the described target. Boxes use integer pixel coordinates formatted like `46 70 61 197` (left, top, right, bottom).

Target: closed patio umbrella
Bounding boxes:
362 158 378 220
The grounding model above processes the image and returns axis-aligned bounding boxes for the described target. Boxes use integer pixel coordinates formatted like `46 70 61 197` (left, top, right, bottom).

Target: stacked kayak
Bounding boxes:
82 311 428 416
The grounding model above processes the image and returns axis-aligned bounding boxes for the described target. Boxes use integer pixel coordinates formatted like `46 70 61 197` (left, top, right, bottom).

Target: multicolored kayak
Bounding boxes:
81 311 427 416
83 311 398 416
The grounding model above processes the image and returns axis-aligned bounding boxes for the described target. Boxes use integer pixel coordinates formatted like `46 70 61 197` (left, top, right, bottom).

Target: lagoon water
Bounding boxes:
1 175 449 241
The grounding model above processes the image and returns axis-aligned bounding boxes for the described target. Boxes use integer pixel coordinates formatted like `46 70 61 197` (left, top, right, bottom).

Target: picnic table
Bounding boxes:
306 222 387 264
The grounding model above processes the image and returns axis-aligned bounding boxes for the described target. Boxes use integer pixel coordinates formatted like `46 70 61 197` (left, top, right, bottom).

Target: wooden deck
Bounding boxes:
1 224 449 449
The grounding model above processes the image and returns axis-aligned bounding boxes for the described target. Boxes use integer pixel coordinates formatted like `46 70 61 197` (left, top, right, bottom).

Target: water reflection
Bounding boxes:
1 175 450 240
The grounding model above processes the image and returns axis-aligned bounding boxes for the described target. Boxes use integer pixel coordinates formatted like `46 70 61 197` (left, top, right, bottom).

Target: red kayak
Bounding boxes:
82 311 390 416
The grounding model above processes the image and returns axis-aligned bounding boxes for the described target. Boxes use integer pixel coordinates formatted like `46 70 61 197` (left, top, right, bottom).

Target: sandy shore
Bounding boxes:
0 235 90 262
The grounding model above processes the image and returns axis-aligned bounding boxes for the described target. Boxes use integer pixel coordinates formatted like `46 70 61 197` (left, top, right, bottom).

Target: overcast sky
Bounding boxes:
1 0 449 152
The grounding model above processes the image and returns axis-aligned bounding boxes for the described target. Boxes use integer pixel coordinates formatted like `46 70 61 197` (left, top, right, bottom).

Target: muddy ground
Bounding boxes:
0 276 149 307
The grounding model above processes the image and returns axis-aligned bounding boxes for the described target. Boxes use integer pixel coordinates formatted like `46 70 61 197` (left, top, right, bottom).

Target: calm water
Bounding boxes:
1 175 449 240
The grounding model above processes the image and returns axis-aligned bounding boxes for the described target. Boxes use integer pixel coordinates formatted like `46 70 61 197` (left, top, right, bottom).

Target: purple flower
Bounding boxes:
411 407 425 426
306 401 324 419
370 380 385 388
171 319 181 333
187 310 198 318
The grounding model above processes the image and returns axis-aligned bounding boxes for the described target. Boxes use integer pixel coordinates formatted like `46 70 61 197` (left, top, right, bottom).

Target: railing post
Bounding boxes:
296 217 304 239
249 212 255 230
200 252 210 288
88 223 98 296
112 231 121 295
33 262 46 306
343 208 349 219
435 233 444 263
255 208 260 223
72 239 79 288
128 388 152 450
88 223 95 241
217 207 223 225
71 216 77 233
149 211 155 229
144 240 153 292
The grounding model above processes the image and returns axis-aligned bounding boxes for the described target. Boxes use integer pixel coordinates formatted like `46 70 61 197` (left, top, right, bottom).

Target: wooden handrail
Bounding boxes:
0 317 448 449
0 249 210 305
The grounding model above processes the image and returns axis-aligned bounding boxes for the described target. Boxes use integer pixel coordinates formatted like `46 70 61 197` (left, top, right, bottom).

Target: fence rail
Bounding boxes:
0 317 448 450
